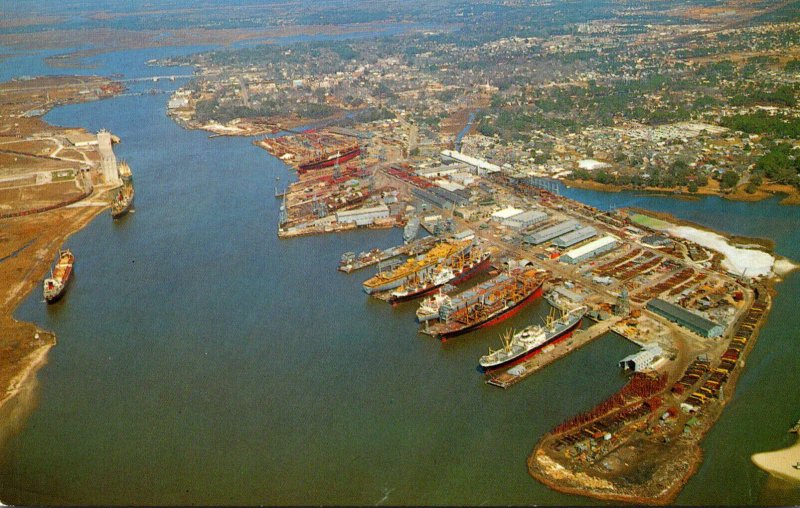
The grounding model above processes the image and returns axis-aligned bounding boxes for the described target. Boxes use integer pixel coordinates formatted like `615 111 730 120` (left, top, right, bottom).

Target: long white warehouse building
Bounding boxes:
441 150 501 174
561 235 618 264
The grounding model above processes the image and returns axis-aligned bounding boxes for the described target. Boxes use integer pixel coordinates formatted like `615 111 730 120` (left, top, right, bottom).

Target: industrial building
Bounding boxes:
416 164 466 179
412 186 469 209
523 219 581 245
504 210 548 230
335 203 390 226
454 229 475 241
413 187 450 209
97 129 121 186
561 235 618 264
642 234 672 247
552 226 597 248
491 206 524 222
619 344 663 372
646 298 724 338
440 150 501 174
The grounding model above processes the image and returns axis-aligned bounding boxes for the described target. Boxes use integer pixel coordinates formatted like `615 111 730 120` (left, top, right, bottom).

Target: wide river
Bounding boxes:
0 40 798 505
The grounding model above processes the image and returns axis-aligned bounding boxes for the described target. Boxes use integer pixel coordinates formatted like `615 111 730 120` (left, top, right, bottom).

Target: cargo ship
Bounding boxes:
298 145 360 171
387 249 491 303
43 249 74 303
111 161 134 219
421 268 546 340
479 304 587 371
362 239 473 295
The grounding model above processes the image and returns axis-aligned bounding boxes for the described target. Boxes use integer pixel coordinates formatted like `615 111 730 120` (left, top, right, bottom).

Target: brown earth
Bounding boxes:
0 205 108 414
0 76 118 416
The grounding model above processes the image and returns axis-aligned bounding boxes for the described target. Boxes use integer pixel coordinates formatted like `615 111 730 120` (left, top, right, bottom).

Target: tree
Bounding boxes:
721 170 740 189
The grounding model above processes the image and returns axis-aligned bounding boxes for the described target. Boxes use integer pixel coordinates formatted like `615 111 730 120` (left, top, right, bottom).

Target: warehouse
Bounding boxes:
412 186 469 208
552 226 597 248
413 187 450 209
504 210 548 230
619 344 663 372
561 235 618 264
416 163 467 179
335 203 390 226
491 206 524 222
646 298 724 338
523 219 581 245
441 150 501 174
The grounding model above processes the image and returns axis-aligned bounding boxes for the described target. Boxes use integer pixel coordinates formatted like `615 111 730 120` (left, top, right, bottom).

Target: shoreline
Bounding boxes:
0 203 110 415
530 285 773 503
0 75 121 418
527 203 779 504
625 207 778 253
563 178 800 206
752 435 800 483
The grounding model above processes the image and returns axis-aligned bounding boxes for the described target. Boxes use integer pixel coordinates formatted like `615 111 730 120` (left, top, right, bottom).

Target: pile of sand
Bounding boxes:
668 226 776 277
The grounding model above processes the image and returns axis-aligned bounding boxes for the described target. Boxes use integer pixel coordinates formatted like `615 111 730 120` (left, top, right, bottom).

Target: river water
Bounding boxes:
0 40 798 506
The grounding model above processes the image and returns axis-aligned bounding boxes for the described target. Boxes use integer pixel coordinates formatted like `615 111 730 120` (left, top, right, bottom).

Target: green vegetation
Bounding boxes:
753 143 800 185
721 170 740 189
721 112 800 138
786 59 800 73
729 85 797 108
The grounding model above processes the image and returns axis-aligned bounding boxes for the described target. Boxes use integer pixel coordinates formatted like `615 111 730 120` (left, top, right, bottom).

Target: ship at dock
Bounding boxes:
43 249 74 303
420 267 547 340
479 304 587 371
298 145 360 172
416 289 453 322
403 217 419 244
111 161 134 219
387 248 491 303
362 239 474 295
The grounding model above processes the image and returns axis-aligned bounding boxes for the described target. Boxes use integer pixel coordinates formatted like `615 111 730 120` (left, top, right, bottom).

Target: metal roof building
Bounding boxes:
412 187 450 209
491 206 524 220
504 210 548 230
552 226 597 248
561 235 618 264
523 219 581 245
335 203 390 226
646 298 724 338
619 344 663 372
412 186 469 208
441 150 501 174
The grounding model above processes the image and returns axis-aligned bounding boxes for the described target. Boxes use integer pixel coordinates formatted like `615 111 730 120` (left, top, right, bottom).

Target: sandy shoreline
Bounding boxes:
752 437 800 483
1 334 54 407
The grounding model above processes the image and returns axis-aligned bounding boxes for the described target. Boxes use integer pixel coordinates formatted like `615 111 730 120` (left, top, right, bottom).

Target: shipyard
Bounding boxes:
2 0 800 506
248 91 791 503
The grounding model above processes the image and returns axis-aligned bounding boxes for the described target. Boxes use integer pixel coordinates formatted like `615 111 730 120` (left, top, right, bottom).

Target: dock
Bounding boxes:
338 235 436 273
486 317 621 389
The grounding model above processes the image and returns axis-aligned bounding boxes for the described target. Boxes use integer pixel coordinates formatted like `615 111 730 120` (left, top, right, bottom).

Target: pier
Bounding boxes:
486 317 622 389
